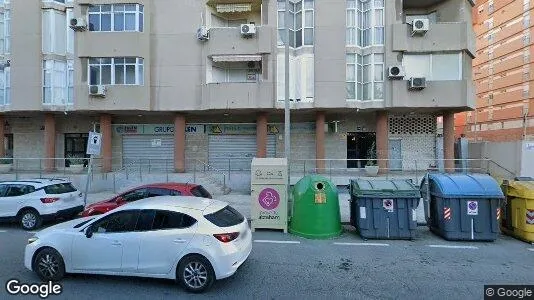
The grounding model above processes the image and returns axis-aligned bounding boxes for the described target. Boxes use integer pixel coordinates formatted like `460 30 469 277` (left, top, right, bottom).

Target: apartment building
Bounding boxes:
0 0 475 173
458 0 534 142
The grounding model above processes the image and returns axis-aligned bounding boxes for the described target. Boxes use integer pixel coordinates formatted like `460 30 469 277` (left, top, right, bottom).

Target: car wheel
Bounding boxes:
20 209 42 231
177 255 215 293
33 248 65 281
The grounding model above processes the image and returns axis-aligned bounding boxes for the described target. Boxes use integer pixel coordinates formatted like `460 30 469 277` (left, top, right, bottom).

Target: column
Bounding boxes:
316 111 326 173
44 114 56 172
443 111 455 173
100 114 112 172
174 114 186 173
376 111 389 173
256 112 268 158
0 115 5 158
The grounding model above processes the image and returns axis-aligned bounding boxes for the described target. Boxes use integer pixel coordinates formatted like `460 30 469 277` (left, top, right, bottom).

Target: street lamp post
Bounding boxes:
284 0 291 212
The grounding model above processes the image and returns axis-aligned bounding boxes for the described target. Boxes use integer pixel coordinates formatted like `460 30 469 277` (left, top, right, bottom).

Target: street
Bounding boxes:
0 221 533 300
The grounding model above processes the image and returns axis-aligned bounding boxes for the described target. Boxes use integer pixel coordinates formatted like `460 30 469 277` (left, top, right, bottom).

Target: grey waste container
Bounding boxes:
349 179 421 240
422 173 504 241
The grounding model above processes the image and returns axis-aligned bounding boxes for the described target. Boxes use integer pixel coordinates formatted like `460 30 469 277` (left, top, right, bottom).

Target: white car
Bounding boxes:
25 196 252 293
0 179 84 230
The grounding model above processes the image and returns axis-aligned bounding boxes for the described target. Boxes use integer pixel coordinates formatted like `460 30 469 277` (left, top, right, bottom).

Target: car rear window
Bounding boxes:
190 185 212 199
44 183 77 194
204 206 244 227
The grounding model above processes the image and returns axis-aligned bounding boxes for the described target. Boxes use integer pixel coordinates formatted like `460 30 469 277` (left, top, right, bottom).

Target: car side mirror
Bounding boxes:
85 226 94 238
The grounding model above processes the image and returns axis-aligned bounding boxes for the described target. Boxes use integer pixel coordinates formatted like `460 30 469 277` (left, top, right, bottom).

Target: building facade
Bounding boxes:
0 0 475 173
457 0 534 142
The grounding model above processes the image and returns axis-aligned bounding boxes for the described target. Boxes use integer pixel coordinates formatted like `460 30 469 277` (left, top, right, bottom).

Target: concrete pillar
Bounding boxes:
376 111 389 173
174 114 186 173
443 112 455 173
256 112 267 158
100 114 112 173
316 111 326 173
0 115 5 158
44 114 56 172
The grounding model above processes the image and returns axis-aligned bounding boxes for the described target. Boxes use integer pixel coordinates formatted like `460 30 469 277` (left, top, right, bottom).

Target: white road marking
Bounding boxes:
527 248 534 252
334 242 390 247
0 230 7 233
27 231 38 234
254 240 301 244
427 245 478 249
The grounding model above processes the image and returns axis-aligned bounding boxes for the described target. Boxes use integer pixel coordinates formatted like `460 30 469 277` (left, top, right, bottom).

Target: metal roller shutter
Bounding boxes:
122 135 174 171
208 135 276 171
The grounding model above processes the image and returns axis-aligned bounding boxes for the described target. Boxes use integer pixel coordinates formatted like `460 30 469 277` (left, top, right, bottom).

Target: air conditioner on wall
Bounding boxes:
240 24 256 37
89 85 106 97
411 18 429 36
69 18 88 31
197 26 209 41
408 77 426 90
388 66 405 79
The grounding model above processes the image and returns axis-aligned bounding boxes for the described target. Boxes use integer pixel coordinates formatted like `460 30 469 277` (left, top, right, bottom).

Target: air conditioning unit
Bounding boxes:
89 85 106 97
197 26 209 41
240 24 256 37
388 66 405 79
411 18 429 35
69 17 88 31
408 77 426 90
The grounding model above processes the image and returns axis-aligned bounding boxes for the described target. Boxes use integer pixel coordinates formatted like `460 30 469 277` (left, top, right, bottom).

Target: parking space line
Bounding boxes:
334 242 390 247
427 245 478 249
527 248 534 252
254 240 301 244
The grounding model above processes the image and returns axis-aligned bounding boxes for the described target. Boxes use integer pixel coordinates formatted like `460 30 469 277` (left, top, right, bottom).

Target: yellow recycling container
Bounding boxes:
501 179 534 243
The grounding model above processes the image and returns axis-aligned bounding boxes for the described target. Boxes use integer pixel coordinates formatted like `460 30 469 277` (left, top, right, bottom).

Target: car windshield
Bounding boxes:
204 205 244 227
44 183 77 194
191 185 212 199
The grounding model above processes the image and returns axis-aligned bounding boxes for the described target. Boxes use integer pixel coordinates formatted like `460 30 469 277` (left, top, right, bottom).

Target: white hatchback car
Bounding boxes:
0 179 84 230
25 196 252 293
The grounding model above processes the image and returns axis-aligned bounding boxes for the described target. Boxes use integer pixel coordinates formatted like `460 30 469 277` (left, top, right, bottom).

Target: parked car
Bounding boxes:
25 196 252 293
81 183 212 217
0 179 84 230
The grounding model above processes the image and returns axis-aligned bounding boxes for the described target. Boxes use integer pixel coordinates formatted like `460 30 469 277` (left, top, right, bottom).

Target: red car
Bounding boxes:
80 183 212 217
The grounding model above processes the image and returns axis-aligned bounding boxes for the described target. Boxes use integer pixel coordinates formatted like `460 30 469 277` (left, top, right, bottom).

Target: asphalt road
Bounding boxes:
0 221 533 300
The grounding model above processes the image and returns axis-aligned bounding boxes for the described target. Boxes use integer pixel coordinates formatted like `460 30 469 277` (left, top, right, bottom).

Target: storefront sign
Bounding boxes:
113 124 204 135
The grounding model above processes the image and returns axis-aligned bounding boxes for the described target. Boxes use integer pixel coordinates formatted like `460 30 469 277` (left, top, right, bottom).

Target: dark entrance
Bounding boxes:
347 132 376 168
65 133 89 167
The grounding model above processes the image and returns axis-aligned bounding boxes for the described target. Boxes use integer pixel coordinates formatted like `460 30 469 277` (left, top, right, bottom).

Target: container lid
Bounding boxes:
350 179 421 198
428 173 504 199
504 180 534 199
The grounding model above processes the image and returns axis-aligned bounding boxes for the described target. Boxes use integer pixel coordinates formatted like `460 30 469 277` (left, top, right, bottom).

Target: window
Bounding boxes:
147 188 174 198
0 9 10 54
152 210 197 230
346 53 384 100
402 53 462 81
276 53 314 101
190 185 212 199
0 66 10 105
92 210 140 233
346 0 384 47
42 9 67 55
210 61 261 83
135 210 156 231
43 60 73 105
64 133 88 166
44 183 77 194
277 0 314 47
6 185 35 197
122 188 148 202
204 205 245 227
89 4 144 32
0 184 8 197
89 57 144 85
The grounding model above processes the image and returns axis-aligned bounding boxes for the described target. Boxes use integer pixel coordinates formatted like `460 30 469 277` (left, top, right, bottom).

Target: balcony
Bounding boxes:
389 79 475 110
392 22 475 56
201 82 274 110
74 85 150 111
205 26 274 57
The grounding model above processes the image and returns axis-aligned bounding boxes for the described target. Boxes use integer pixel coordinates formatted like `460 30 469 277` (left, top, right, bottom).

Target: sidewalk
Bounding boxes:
83 191 427 224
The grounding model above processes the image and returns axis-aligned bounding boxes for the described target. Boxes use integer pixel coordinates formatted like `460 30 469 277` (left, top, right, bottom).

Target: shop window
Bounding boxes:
64 133 89 167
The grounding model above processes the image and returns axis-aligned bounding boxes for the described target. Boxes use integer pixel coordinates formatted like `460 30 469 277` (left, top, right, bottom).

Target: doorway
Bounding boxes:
347 132 376 168
65 133 89 167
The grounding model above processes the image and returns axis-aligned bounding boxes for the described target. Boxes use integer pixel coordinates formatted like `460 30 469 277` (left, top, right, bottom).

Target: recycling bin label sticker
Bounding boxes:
467 200 478 215
383 199 394 212
258 188 280 210
315 192 326 204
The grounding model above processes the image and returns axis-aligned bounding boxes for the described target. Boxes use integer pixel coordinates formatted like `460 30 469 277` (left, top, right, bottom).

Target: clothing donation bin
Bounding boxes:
501 178 534 243
349 179 421 240
424 173 504 241
288 175 342 239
